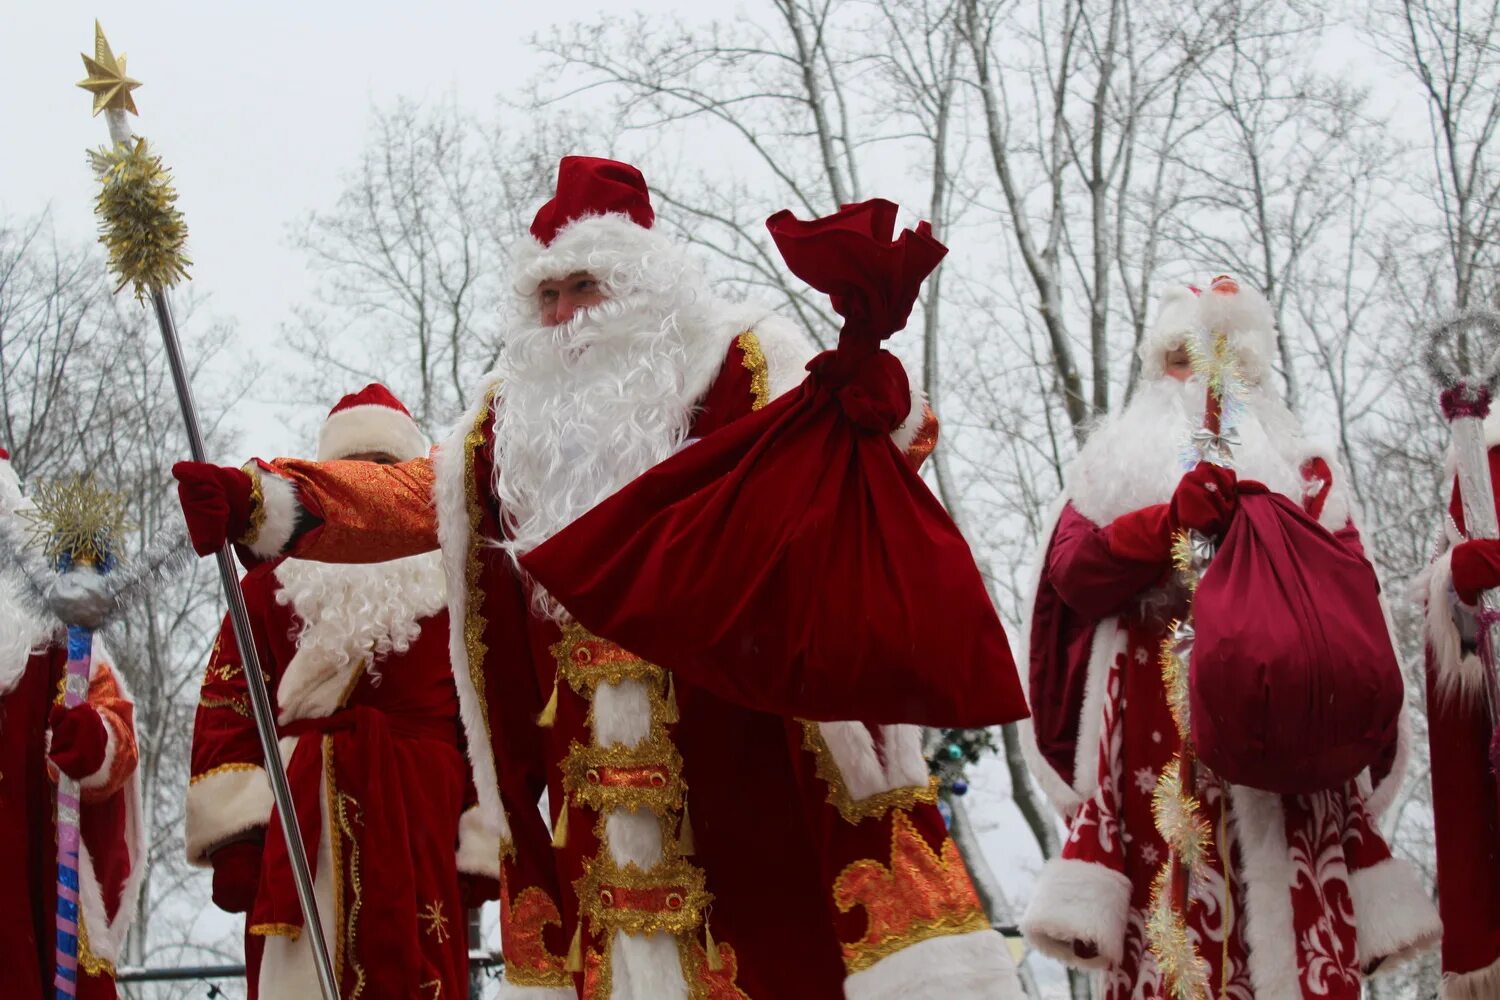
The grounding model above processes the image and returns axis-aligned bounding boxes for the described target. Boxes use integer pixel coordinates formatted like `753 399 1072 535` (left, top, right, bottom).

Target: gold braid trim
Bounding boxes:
249 922 302 940
76 911 116 978
328 737 368 999
239 462 267 547
198 694 252 718
462 389 498 744
189 761 264 784
573 854 713 938
801 721 938 824
553 624 665 695
737 331 770 410
561 736 687 815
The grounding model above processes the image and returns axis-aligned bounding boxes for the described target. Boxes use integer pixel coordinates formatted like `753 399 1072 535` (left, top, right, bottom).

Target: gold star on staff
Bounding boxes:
77 21 141 116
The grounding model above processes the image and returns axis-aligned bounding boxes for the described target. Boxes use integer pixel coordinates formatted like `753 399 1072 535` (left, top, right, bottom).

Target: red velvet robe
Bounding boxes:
239 315 1020 999
0 639 141 1000
187 556 489 1000
1419 439 1500 999
1022 462 1440 999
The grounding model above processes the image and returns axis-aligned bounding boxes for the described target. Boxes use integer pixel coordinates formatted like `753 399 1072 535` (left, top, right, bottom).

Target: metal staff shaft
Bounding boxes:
150 291 340 1000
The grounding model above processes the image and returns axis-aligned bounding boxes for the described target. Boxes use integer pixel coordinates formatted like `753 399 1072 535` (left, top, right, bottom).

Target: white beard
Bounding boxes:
0 507 53 698
492 289 712 618
1067 376 1308 525
273 552 447 720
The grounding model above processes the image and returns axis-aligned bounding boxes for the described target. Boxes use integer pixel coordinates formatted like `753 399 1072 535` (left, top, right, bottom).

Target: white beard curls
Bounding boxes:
492 287 713 619
1067 375 1309 526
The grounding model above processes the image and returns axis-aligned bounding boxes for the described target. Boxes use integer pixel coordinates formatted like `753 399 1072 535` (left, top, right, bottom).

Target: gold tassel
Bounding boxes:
537 671 560 728
662 672 680 724
677 801 695 856
551 798 570 849
704 913 724 972
565 919 583 972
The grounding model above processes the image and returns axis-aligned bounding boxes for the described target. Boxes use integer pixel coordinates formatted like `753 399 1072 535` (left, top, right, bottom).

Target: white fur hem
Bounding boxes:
185 764 273 866
1021 858 1132 968
317 403 428 462
245 466 300 561
1228 785 1302 1000
1351 857 1442 973
1421 547 1490 703
497 982 576 999
890 385 927 453
1444 954 1500 1000
433 381 511 843
843 928 1021 1000
456 804 502 878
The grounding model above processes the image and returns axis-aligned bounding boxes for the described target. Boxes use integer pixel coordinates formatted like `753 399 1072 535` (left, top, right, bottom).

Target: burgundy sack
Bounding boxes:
1189 485 1403 793
520 200 1026 728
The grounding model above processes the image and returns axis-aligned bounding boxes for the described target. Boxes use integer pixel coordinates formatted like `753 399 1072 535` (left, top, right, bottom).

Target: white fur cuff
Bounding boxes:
1021 858 1132 969
456 805 503 878
1351 857 1442 973
245 466 301 561
843 929 1023 1000
185 764 273 866
76 712 120 793
1422 547 1490 703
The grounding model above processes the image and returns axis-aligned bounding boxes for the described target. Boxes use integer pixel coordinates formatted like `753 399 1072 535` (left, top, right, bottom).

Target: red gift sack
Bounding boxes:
1189 485 1403 793
521 200 1026 728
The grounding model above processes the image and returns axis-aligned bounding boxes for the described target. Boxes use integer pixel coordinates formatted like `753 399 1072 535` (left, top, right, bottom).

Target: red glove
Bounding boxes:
1452 538 1500 605
173 461 255 556
1103 504 1172 564
48 703 108 781
1170 462 1238 538
209 839 263 914
459 873 500 908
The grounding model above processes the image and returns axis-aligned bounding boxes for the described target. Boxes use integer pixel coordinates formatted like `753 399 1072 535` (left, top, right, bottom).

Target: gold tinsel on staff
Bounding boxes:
89 139 191 298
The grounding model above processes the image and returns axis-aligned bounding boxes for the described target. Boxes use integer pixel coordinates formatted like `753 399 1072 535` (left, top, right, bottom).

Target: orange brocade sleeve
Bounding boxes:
82 661 138 803
269 456 440 564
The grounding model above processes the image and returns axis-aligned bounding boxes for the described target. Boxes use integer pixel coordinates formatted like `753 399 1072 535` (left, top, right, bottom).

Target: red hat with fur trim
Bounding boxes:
317 384 429 462
1138 273 1277 381
512 156 682 299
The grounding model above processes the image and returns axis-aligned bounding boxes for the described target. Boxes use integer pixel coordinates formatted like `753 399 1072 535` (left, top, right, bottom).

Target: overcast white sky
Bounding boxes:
2 0 712 459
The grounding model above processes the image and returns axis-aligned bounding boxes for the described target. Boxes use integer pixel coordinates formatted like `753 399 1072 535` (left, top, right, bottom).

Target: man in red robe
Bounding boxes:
174 157 1021 999
1019 280 1440 998
185 386 498 999
0 447 144 998
1416 415 1500 999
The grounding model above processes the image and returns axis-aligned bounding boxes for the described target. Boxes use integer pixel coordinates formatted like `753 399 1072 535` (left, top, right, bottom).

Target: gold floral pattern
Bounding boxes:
561 736 687 815
832 810 989 973
679 936 753 999
800 721 939 824
575 854 713 938
552 624 664 694
499 883 572 988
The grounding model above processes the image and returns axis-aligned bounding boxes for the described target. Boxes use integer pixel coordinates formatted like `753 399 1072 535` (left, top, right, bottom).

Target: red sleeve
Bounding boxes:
1048 503 1169 619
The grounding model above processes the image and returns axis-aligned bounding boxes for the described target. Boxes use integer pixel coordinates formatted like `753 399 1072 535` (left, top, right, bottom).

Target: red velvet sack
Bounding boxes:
521 200 1026 727
1189 485 1403 793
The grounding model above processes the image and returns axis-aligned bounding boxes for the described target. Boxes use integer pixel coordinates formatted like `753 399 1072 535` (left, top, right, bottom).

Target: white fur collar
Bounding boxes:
272 552 447 722
0 575 54 697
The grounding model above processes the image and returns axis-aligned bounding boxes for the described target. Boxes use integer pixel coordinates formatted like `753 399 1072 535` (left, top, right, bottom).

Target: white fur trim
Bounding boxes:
604 809 664 869
185 764 273 865
1350 857 1441 973
1072 621 1123 807
890 384 927 453
609 930 689 1000
317 403 428 462
434 377 511 846
272 552 448 723
455 804 501 878
498 983 576 999
1017 718 1082 818
593 679 654 748
743 307 817 401
246 467 301 561
256 743 336 997
0 568 52 696
76 646 146 965
1421 547 1490 703
815 721 930 800
1138 285 1203 379
76 705 119 792
1020 858 1132 968
512 214 677 298
0 456 24 516
1444 954 1500 1000
1364 704 1411 819
1228 785 1302 1000
842 928 1023 1000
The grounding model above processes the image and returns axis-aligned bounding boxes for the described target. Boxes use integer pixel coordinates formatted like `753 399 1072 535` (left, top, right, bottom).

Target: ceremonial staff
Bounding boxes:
1425 311 1500 761
75 24 339 999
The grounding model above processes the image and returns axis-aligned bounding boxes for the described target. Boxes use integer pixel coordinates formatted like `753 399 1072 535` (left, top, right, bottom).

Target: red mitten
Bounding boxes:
459 873 500 908
48 703 108 781
1103 504 1173 564
1169 462 1238 538
209 839 263 914
173 461 254 556
1451 538 1500 605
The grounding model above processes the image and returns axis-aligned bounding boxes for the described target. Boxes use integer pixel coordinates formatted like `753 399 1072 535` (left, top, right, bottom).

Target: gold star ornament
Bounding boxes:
77 21 141 116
